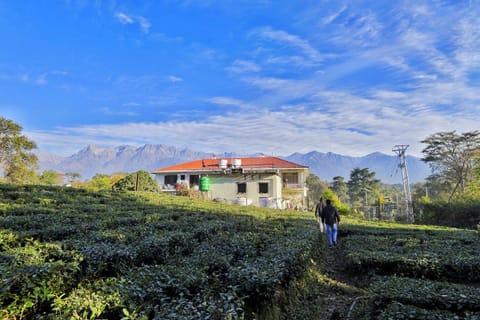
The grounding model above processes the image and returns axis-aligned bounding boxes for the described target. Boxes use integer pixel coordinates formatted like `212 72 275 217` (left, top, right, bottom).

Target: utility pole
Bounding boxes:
392 145 413 222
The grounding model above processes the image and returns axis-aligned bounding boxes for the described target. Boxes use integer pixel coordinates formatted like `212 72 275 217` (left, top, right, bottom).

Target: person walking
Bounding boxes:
321 199 340 249
314 197 325 233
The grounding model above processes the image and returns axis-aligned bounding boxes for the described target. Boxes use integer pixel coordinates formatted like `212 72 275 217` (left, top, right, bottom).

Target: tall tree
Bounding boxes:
421 131 480 202
0 117 38 183
306 174 328 209
330 176 349 204
347 167 380 206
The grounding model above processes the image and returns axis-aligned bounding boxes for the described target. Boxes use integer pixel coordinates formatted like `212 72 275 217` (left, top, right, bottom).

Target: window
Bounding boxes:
259 182 268 194
180 174 186 180
282 173 298 184
237 182 247 193
164 175 177 185
190 175 199 185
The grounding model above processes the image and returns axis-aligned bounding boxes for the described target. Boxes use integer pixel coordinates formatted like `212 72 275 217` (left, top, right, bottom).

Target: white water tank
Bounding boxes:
219 159 228 169
232 159 242 168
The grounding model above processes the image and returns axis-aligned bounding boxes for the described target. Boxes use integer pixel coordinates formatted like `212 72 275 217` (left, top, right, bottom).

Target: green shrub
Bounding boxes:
366 276 480 319
112 170 159 192
0 185 318 319
416 200 480 229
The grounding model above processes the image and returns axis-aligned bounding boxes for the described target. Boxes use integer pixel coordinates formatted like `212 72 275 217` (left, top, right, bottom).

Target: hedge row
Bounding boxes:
343 233 480 283
0 185 318 319
365 276 480 319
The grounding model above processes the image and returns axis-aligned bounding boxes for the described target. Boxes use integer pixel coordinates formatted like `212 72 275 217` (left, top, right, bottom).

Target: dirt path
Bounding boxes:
283 235 367 319
318 243 367 319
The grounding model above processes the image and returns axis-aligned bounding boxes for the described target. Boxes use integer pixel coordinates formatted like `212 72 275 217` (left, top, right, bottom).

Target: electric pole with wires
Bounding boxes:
392 144 413 222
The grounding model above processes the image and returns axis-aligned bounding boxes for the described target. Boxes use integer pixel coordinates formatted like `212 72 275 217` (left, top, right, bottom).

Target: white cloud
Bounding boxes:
168 75 183 83
138 16 151 34
114 12 151 34
255 27 322 61
322 5 347 25
29 82 480 158
115 12 134 24
18 1 480 160
225 59 261 73
207 96 254 110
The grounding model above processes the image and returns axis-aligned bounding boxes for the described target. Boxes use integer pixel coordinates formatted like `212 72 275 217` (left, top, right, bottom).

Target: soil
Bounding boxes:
282 233 370 320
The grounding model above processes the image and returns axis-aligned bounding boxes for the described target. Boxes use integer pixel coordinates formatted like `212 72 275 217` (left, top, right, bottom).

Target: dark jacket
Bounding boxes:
321 204 340 226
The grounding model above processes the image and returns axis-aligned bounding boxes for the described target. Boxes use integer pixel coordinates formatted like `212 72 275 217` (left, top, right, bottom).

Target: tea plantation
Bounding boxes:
1 185 479 319
0 185 319 319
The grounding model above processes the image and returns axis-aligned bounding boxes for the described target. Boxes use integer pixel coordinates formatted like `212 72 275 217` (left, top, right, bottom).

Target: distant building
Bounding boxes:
151 156 309 210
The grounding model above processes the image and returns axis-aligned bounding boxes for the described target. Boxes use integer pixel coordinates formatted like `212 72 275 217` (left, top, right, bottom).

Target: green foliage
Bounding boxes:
306 174 328 208
369 276 480 312
39 170 61 186
0 233 82 319
330 176 349 204
112 170 159 192
366 277 480 319
376 303 479 320
0 117 38 184
52 278 123 320
88 173 114 191
4 160 39 184
421 130 480 202
343 234 480 282
0 185 318 319
336 217 480 318
322 188 351 215
2 184 479 319
347 167 381 206
416 199 480 229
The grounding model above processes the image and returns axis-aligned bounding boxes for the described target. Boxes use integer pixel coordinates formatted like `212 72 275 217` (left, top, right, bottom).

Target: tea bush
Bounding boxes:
0 185 318 319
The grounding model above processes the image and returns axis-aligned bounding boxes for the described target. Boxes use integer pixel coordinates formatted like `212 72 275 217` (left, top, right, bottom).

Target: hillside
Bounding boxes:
0 185 478 319
36 144 431 183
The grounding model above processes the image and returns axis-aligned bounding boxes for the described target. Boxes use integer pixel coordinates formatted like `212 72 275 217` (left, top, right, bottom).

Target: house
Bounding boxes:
151 156 309 210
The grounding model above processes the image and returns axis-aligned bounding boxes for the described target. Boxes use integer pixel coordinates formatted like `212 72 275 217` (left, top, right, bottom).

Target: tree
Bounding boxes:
88 174 113 191
39 170 61 185
306 174 328 209
322 187 350 215
0 117 38 184
347 167 381 206
112 170 159 192
421 131 480 202
65 172 81 185
330 176 349 204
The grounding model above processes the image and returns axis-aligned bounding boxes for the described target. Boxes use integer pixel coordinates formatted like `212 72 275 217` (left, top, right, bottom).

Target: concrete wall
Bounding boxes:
208 173 282 208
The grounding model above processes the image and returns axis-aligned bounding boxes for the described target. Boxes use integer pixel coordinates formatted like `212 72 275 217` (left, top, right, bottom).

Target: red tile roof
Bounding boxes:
151 156 308 173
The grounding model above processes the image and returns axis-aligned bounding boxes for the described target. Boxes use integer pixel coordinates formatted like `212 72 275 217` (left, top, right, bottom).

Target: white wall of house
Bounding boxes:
154 173 195 191
152 169 309 209
208 173 282 208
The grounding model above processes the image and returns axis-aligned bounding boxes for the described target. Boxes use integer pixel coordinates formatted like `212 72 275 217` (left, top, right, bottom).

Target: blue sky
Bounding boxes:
1 0 479 157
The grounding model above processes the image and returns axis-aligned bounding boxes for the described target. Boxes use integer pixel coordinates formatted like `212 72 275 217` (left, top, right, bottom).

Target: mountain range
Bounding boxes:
36 144 431 184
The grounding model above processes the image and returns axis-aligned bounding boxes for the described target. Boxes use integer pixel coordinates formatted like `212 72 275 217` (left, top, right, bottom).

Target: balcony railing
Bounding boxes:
283 183 304 189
